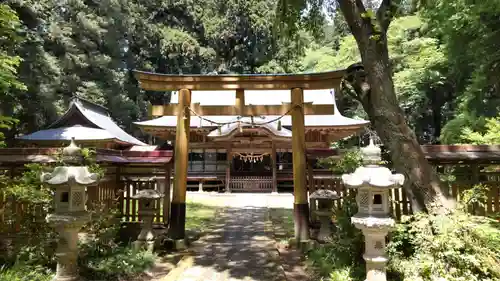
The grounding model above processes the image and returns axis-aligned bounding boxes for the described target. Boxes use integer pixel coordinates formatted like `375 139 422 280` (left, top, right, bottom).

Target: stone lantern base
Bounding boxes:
315 210 334 242
47 212 90 281
351 216 394 281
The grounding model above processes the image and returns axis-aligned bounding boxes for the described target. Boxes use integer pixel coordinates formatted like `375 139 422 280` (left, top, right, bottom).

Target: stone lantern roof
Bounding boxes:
342 138 405 189
132 189 164 199
41 138 99 186
310 189 340 200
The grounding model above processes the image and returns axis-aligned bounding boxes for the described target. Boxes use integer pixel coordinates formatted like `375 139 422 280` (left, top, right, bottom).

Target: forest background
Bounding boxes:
0 0 499 146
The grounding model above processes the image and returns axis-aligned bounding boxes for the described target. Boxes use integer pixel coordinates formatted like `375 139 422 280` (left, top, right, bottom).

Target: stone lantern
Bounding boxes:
41 138 99 281
309 189 340 242
341 139 404 281
132 189 164 251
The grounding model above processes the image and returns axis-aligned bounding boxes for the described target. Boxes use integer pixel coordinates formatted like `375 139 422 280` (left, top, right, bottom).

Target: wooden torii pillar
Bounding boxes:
291 88 309 243
134 70 346 247
169 88 191 244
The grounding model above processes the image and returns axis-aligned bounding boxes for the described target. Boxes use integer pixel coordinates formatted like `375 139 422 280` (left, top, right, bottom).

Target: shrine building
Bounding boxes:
135 87 369 193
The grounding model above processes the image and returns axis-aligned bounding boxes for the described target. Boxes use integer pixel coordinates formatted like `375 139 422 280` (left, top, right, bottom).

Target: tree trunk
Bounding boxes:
337 0 454 213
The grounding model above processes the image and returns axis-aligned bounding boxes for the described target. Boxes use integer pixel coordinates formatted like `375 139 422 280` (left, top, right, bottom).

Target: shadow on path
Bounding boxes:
174 207 286 281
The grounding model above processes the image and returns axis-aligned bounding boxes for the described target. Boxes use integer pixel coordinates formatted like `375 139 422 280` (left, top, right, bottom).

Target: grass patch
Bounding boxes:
267 208 294 244
185 201 218 232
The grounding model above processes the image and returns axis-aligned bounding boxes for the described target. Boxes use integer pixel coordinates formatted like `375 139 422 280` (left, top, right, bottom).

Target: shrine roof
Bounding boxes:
17 97 146 146
135 114 368 128
17 125 118 143
207 117 293 140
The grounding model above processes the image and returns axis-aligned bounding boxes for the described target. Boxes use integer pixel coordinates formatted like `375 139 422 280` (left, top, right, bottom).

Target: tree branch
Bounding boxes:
336 0 366 39
376 0 401 31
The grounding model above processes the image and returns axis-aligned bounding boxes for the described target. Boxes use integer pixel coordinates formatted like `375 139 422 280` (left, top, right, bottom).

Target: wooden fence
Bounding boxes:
230 176 274 192
2 170 500 234
120 178 168 224
0 177 119 234
308 173 500 220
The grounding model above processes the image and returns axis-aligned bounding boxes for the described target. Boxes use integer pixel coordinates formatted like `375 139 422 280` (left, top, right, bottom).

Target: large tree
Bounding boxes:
302 15 453 144
278 0 453 213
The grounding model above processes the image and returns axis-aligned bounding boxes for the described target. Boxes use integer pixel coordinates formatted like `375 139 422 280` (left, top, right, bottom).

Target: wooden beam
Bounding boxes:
291 87 310 243
163 164 171 225
134 70 345 91
235 89 245 116
169 88 191 241
271 142 277 193
225 145 232 193
307 161 317 224
150 103 335 116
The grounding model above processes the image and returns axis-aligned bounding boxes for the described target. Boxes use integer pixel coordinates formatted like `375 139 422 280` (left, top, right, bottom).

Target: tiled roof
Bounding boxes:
17 125 116 142
18 97 146 146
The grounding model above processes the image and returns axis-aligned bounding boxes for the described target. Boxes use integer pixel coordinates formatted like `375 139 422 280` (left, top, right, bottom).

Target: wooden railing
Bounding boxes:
2 169 499 235
121 178 165 223
307 175 500 220
230 176 273 191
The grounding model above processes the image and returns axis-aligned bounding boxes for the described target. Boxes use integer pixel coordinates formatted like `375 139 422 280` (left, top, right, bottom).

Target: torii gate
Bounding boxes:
134 70 346 246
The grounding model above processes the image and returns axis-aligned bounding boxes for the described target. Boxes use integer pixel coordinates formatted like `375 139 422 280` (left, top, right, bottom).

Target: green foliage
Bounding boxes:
302 15 451 142
461 116 500 145
1 0 307 139
0 116 18 147
2 163 51 204
421 0 500 143
79 213 155 281
0 4 25 94
1 162 152 281
0 265 52 281
307 188 500 281
317 149 363 174
388 212 500 281
460 184 491 212
0 4 23 146
441 115 500 145
307 195 365 281
3 204 155 281
80 247 155 281
81 148 105 178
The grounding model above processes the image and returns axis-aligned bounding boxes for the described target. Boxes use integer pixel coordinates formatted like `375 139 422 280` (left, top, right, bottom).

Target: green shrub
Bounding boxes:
307 195 365 281
0 265 52 281
387 212 500 281
307 189 500 281
460 183 490 213
79 247 156 281
1 156 155 281
78 207 156 281
317 149 363 174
